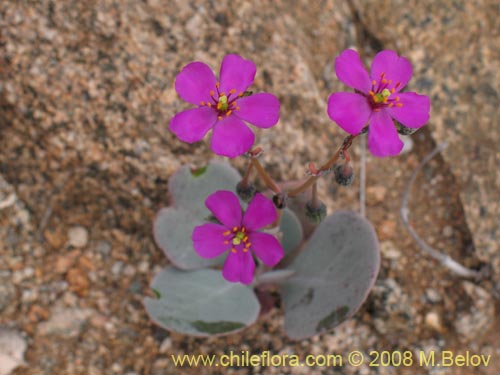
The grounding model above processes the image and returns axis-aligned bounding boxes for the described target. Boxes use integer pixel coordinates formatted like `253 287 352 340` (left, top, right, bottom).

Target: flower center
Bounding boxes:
368 72 404 111
217 95 229 112
223 226 252 253
232 231 245 245
199 82 243 120
372 88 391 103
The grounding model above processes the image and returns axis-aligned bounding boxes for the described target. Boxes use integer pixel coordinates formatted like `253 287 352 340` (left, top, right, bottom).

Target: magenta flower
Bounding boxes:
192 190 284 285
170 54 280 158
327 49 430 157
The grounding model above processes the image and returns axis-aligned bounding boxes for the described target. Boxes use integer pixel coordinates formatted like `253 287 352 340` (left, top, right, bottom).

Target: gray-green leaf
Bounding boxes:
281 211 380 339
144 267 260 336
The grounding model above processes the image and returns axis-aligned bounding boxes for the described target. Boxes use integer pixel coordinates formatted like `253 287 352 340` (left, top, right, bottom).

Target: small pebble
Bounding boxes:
124 265 136 277
111 363 122 373
379 220 397 241
111 261 124 276
159 337 172 353
37 306 93 337
12 268 34 284
425 288 442 303
367 186 387 204
138 260 149 273
67 226 89 248
96 240 112 256
380 241 401 259
442 225 453 237
425 311 443 332
66 268 90 297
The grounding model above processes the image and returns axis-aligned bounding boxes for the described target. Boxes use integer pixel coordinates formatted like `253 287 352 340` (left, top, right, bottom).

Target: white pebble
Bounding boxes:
67 226 89 248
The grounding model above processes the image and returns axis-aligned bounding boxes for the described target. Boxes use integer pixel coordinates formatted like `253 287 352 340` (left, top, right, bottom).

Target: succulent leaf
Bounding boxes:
154 161 243 269
280 211 380 339
144 267 260 336
153 207 225 269
279 208 303 256
168 161 242 217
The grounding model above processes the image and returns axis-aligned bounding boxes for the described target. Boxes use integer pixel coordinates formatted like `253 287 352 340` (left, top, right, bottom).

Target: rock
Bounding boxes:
37 305 93 338
67 226 89 248
0 327 26 375
370 278 417 339
454 281 494 342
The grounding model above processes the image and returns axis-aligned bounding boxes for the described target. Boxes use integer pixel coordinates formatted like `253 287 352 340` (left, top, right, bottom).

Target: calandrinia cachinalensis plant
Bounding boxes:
145 51 430 339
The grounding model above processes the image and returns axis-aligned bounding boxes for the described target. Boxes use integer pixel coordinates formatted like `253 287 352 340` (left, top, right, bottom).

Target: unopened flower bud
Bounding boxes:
396 121 418 135
272 193 287 209
305 201 327 224
334 164 355 186
236 181 256 202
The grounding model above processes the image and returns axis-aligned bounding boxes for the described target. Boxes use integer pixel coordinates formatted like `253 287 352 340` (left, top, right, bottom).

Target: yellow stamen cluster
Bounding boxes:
200 82 244 121
223 226 252 254
368 73 404 109
370 88 392 104
217 94 228 111
199 82 244 120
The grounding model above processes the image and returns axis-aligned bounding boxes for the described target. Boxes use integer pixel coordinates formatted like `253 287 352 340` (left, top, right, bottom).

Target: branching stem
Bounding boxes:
251 158 281 194
287 134 357 198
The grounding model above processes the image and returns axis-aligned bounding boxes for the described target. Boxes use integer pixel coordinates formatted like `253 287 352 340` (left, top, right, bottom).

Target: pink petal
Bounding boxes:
388 92 430 128
335 49 371 93
175 62 217 105
210 116 255 157
222 251 255 285
367 110 403 157
242 193 277 231
205 190 242 228
248 232 284 267
192 223 230 258
370 50 412 92
327 92 372 134
234 93 280 128
218 54 256 96
169 107 217 143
